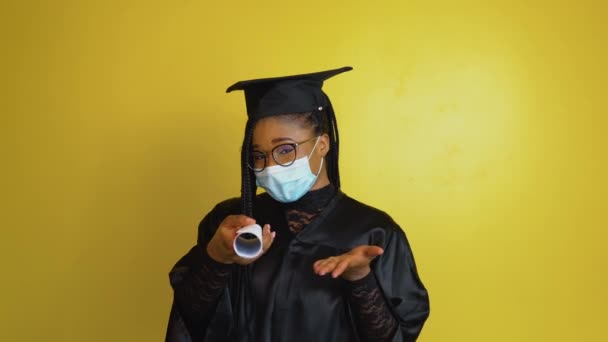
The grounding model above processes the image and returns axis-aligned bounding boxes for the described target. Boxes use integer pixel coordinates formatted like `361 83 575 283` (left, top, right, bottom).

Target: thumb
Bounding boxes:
364 246 384 258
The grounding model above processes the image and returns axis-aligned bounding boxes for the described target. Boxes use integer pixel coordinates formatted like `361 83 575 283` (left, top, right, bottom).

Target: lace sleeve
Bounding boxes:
347 272 399 342
171 245 232 336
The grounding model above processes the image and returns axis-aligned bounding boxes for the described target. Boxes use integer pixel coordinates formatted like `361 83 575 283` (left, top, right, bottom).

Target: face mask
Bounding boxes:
255 137 323 203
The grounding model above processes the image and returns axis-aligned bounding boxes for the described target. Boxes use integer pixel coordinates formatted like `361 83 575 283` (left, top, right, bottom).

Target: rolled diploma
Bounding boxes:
233 224 263 258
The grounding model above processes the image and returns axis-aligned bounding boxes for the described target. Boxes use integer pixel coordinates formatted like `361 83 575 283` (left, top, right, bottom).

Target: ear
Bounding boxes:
318 133 330 157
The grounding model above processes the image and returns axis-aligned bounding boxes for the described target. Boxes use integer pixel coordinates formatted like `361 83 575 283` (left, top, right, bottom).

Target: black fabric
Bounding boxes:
226 66 352 120
284 184 399 341
166 191 430 342
168 245 232 341
347 272 399 342
284 184 337 234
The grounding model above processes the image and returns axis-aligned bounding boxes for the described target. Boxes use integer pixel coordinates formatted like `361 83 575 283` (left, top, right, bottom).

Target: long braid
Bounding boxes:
240 119 256 217
326 98 341 188
237 119 257 335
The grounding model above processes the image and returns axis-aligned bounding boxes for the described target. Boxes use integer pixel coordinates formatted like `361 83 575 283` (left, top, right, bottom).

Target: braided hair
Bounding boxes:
240 118 258 218
239 103 341 217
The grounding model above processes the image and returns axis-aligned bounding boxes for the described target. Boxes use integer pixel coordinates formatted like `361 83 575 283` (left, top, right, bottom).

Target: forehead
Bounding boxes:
251 115 312 146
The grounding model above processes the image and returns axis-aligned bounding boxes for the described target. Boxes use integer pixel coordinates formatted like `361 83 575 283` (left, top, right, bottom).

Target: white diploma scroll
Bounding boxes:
233 224 263 259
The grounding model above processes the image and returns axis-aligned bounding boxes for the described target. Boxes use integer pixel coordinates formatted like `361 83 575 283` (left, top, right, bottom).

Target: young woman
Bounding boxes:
166 67 430 342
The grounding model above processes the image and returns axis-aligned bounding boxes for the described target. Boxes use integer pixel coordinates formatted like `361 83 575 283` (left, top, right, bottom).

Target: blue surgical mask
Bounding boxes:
255 137 323 203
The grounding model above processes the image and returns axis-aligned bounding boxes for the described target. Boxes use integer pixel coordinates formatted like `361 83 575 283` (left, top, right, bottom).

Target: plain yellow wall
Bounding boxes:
1 0 606 341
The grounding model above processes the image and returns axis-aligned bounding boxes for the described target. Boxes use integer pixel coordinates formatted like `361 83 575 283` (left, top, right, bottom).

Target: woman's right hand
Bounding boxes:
206 215 276 265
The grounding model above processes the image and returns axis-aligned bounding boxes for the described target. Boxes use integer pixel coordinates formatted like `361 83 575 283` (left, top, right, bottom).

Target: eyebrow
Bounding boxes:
251 137 295 149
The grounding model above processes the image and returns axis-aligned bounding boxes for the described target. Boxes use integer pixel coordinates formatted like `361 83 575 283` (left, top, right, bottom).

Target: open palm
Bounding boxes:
313 245 384 281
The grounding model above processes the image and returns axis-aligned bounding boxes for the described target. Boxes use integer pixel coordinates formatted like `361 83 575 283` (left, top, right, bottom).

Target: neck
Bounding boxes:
310 153 330 190
311 171 330 191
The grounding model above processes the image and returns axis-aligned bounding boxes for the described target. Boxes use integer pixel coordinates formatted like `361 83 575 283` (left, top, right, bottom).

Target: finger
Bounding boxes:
313 259 325 273
313 259 326 269
313 259 330 273
318 258 339 276
223 215 256 229
364 246 384 258
331 259 350 278
262 224 275 251
314 258 332 273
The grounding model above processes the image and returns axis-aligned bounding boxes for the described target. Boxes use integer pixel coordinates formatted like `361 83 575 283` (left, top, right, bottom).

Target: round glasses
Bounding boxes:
249 136 319 172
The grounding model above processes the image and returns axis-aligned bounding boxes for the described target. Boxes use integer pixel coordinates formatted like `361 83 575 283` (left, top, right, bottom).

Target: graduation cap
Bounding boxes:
226 66 353 119
227 66 353 216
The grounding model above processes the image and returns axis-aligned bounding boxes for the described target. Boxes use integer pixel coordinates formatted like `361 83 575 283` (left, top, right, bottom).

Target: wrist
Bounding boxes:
342 266 371 282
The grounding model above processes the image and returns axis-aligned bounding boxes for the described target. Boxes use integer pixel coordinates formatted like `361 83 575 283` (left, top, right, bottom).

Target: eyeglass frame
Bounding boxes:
248 136 320 172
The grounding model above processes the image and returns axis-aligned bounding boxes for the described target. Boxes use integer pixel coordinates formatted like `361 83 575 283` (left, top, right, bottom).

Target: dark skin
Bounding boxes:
207 115 383 281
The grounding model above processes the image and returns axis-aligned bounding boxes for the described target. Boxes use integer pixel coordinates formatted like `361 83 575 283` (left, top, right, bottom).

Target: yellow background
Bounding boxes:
1 0 606 341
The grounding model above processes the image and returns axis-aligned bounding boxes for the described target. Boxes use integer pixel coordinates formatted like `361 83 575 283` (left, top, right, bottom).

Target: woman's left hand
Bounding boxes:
313 245 384 281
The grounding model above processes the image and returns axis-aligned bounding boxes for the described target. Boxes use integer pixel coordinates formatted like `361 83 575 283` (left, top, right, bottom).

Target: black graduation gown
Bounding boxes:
166 191 430 341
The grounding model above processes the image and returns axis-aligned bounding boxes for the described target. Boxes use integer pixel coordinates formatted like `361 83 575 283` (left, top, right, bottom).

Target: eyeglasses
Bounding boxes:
249 136 319 172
